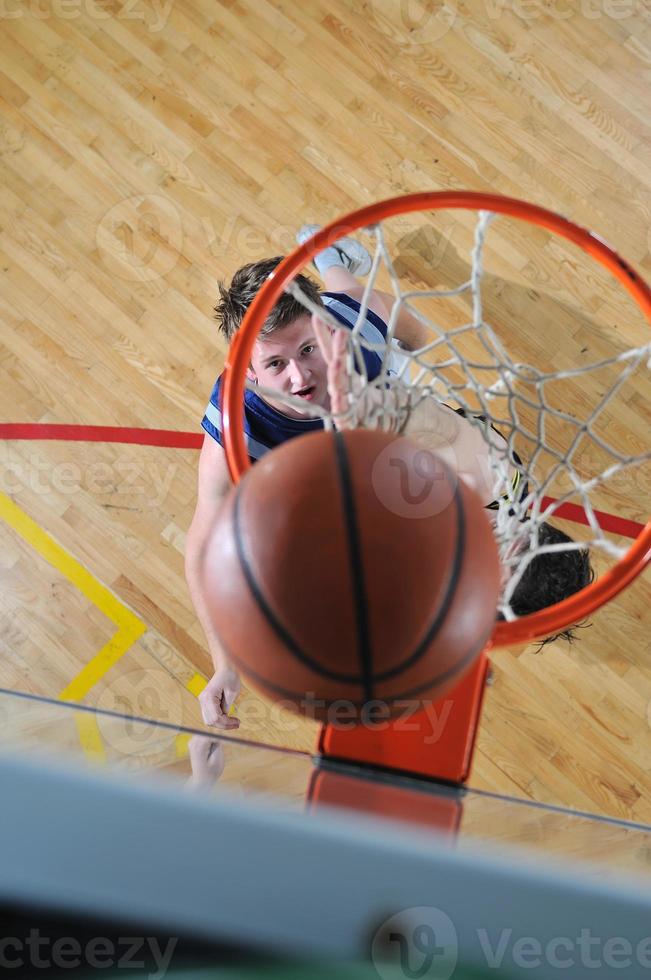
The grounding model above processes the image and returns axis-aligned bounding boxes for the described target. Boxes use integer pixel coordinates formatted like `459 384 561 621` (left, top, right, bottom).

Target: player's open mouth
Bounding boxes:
294 385 315 401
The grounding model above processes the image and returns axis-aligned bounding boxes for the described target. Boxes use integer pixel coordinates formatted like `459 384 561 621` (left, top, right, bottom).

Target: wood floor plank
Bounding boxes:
0 1 649 847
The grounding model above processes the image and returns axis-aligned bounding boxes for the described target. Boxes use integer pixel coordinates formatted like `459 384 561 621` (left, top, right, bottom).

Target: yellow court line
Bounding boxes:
60 622 147 702
175 732 192 758
186 672 207 697
0 490 147 701
74 712 107 764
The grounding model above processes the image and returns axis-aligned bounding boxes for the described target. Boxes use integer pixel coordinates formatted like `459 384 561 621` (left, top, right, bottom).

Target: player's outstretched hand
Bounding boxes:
313 314 368 427
199 664 241 730
313 313 410 432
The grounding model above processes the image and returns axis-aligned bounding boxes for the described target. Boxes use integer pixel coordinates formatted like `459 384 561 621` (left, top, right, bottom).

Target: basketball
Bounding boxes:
201 428 500 722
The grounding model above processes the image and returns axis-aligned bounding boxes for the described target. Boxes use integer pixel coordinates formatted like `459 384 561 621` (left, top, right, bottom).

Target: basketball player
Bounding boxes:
186 235 592 729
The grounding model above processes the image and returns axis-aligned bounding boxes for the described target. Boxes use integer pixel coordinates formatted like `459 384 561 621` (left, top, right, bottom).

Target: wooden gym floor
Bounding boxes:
1 1 650 845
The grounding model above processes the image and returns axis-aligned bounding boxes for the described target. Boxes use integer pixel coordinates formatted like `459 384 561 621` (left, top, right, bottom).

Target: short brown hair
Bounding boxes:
214 257 323 343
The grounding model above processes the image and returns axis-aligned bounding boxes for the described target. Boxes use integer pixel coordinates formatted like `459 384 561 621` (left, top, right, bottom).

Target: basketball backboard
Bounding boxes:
2 688 651 979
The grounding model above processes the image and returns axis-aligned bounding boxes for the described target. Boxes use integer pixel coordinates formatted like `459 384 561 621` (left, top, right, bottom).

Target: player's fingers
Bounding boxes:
218 694 241 728
328 329 353 427
312 314 332 361
312 315 354 428
218 714 240 730
331 323 347 358
199 692 234 729
205 707 240 730
200 703 218 727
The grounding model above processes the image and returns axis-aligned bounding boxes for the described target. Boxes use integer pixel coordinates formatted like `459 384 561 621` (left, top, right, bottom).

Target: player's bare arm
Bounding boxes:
185 434 241 729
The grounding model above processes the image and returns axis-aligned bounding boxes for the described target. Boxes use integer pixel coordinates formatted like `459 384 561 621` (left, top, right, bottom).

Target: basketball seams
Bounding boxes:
219 629 326 704
333 431 375 702
372 466 466 685
216 432 498 714
221 621 487 708
233 482 306 664
232 472 363 685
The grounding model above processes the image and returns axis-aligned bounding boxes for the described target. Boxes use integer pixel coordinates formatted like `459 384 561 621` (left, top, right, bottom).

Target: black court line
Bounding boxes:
0 686 312 760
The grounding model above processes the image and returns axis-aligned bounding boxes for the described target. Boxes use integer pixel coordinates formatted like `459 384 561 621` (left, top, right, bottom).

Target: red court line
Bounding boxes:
540 497 644 540
1 423 644 539
0 423 203 450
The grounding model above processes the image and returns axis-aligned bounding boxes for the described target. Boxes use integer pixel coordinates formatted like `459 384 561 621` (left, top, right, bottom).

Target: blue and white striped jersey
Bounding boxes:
201 292 398 461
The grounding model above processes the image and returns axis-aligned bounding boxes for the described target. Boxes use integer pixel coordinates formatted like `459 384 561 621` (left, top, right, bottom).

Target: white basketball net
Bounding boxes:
250 211 651 626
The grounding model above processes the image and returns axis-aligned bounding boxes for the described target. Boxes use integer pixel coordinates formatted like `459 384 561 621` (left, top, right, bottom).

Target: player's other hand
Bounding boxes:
199 664 241 729
188 734 226 787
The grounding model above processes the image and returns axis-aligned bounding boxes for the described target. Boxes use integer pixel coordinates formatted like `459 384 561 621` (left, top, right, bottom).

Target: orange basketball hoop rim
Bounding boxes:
222 190 651 648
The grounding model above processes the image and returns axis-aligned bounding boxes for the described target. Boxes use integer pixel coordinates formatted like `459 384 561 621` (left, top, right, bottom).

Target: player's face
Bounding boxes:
248 315 330 420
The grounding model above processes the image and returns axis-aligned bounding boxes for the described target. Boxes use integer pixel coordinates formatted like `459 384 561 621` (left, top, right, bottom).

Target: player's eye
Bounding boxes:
302 345 315 355
267 359 283 371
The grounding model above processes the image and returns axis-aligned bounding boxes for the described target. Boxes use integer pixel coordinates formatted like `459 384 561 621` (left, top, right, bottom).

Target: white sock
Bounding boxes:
313 247 346 275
